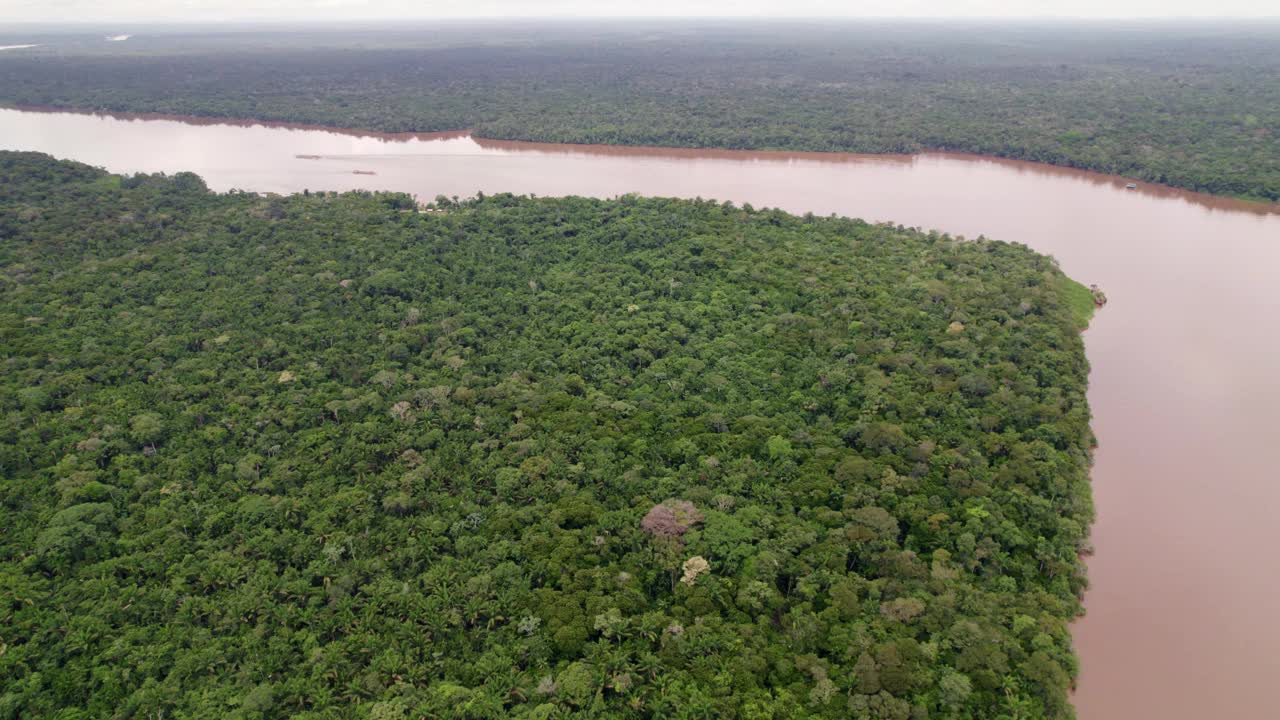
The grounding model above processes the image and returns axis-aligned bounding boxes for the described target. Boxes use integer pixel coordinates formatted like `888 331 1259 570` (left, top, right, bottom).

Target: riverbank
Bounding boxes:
1 21 1277 204
0 103 473 143
5 104 1279 213
1061 277 1102 330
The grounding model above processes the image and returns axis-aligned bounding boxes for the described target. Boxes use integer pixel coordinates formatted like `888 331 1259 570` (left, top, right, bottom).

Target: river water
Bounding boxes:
3 107 1278 719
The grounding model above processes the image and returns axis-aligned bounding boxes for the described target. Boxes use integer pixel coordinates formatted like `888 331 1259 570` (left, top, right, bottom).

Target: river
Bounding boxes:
2 107 1278 719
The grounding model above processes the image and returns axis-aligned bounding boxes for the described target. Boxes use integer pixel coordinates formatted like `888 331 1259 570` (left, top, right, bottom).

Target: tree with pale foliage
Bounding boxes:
680 556 710 585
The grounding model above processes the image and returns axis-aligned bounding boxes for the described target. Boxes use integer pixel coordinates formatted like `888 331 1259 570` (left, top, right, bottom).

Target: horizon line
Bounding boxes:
5 15 1280 25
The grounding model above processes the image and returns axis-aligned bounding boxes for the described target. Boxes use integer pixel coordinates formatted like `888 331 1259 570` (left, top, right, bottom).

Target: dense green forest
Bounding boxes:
1 21 1277 201
1 151 1096 718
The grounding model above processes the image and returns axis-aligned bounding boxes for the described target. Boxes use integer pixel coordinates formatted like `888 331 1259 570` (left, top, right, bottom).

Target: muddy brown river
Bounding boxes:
3 107 1278 719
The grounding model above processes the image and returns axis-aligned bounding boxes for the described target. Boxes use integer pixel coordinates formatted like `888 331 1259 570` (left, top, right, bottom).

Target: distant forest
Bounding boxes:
0 21 1277 201
2 151 1096 718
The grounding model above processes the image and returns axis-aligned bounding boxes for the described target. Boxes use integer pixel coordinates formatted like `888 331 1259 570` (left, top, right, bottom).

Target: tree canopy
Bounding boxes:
1 152 1096 718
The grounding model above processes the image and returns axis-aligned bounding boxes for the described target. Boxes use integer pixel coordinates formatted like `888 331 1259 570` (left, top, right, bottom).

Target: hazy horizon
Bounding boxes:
4 0 1278 23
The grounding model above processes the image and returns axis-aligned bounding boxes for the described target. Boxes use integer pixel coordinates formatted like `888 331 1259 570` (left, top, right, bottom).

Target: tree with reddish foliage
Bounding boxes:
640 499 704 539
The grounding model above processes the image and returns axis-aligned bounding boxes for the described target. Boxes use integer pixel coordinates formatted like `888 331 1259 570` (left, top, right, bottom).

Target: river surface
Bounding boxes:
3 107 1278 719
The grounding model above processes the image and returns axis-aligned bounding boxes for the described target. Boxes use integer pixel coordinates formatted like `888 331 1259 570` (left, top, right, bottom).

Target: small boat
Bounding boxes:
353 170 377 176
295 154 322 160
1125 183 1137 190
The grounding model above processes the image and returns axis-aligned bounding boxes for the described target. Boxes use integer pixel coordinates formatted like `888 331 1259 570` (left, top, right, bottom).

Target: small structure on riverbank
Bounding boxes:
1090 284 1108 307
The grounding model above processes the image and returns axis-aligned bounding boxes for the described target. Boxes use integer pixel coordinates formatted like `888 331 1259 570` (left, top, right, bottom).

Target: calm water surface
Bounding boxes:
3 107 1279 719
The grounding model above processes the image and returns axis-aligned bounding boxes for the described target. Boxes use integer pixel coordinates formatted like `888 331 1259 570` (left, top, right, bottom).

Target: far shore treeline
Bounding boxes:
0 21 1276 201
1 152 1096 718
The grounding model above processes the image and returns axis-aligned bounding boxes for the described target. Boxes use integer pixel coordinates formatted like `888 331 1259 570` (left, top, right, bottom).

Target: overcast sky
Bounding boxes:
3 0 1277 23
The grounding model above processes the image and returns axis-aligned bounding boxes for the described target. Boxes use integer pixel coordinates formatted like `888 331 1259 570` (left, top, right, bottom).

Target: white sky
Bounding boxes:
2 0 1277 22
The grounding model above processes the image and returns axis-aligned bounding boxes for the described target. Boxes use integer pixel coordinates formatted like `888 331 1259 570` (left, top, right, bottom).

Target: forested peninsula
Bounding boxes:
1 22 1277 201
1 152 1096 718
